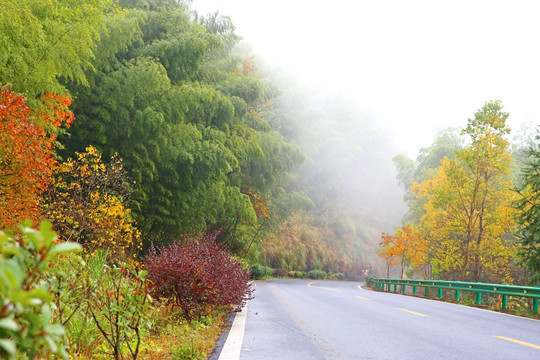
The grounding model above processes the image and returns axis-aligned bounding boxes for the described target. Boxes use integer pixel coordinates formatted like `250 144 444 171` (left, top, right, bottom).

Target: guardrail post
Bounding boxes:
424 287 429 297
393 284 398 293
476 292 482 305
402 285 406 294
413 285 417 295
502 295 508 310
386 283 391 291
438 288 443 299
534 298 539 314
455 290 460 302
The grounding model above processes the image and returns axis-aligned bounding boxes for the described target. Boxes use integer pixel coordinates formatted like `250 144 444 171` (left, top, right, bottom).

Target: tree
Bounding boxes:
413 101 517 282
393 128 464 224
0 0 115 99
0 88 74 228
42 146 141 259
514 130 540 283
379 225 427 279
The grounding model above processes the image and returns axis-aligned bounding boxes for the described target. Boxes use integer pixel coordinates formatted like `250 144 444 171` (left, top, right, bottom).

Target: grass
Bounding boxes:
69 304 230 359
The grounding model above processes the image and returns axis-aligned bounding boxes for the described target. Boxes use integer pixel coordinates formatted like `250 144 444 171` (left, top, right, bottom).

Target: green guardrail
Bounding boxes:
372 277 540 314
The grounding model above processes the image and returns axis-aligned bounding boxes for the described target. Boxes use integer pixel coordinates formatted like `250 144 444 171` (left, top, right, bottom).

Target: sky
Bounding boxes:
192 0 540 157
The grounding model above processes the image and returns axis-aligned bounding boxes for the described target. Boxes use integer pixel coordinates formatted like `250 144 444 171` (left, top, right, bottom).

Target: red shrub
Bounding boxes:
145 231 252 320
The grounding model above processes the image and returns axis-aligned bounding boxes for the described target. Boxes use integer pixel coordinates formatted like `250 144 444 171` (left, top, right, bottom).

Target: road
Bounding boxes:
235 279 540 360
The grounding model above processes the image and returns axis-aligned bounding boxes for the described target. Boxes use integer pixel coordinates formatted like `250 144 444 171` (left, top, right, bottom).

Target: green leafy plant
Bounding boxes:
88 254 151 360
0 221 81 359
364 275 375 288
170 341 206 360
307 270 327 279
249 264 273 279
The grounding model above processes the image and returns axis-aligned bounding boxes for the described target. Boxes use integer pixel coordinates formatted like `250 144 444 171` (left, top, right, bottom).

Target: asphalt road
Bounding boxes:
237 279 540 360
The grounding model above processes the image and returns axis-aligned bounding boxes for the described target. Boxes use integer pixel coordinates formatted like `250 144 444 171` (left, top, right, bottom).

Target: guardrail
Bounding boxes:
372 277 540 314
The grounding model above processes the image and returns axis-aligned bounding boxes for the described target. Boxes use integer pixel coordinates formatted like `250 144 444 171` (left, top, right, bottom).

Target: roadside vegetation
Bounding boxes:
1 0 540 358
379 103 540 287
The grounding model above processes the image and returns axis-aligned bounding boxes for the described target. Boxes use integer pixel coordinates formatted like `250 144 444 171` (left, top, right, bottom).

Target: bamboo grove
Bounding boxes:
0 0 402 276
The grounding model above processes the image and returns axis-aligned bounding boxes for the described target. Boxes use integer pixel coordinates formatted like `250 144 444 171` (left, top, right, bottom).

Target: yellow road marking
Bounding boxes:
397 308 429 317
356 296 372 301
494 336 540 350
307 281 342 293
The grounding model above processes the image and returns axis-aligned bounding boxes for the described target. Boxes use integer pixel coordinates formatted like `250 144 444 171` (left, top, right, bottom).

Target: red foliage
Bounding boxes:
0 88 74 228
145 231 253 320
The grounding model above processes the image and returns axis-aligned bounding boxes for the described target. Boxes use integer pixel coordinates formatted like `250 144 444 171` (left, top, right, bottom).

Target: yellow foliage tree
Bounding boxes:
413 101 517 282
42 146 141 259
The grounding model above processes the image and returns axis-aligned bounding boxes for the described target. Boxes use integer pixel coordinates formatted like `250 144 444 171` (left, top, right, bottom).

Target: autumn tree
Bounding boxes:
0 88 74 228
379 225 427 279
42 146 141 259
413 101 517 282
514 130 540 283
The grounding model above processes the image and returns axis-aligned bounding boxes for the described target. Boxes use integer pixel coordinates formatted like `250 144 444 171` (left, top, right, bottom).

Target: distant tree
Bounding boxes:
379 225 427 279
514 129 540 283
393 128 463 224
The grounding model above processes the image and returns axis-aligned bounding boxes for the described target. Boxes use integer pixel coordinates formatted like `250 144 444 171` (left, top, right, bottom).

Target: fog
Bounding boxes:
193 0 540 158
190 0 540 272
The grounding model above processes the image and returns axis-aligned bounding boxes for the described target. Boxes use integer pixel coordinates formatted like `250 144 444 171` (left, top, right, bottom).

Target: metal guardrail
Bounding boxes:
372 277 540 314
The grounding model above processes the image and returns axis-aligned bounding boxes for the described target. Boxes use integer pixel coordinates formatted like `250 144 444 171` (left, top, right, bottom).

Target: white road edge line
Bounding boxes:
218 303 248 360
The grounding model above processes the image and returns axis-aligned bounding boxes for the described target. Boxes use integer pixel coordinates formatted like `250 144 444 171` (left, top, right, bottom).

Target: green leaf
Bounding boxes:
0 339 16 355
41 303 52 325
0 318 20 332
49 242 82 255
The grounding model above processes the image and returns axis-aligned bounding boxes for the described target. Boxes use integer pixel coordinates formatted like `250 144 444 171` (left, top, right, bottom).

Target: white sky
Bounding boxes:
192 0 540 157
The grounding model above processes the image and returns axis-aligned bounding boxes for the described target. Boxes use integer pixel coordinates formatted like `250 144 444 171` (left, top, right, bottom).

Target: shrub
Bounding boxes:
42 146 141 260
307 270 327 279
0 221 81 359
364 274 375 287
273 268 287 277
54 250 152 359
288 270 306 279
329 272 345 280
249 264 273 279
145 231 252 321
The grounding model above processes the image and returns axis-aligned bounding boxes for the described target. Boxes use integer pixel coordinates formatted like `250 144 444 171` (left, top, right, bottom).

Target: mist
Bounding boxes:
192 0 540 157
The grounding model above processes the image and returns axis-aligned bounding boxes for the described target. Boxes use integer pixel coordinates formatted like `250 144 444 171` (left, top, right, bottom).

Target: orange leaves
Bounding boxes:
0 87 74 228
245 188 270 219
378 225 427 278
36 92 74 131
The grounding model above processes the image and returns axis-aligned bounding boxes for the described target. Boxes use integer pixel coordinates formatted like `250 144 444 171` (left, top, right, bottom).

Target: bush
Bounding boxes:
0 221 81 359
54 250 152 359
288 270 306 279
145 231 252 321
364 274 375 287
329 272 345 280
307 270 327 279
273 268 287 277
249 264 273 279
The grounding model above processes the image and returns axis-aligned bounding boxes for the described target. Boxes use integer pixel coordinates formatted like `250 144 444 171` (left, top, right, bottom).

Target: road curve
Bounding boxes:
234 279 540 360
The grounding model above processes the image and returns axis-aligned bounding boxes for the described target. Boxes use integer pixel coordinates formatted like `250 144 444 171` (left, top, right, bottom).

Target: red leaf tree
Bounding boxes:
0 87 74 228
